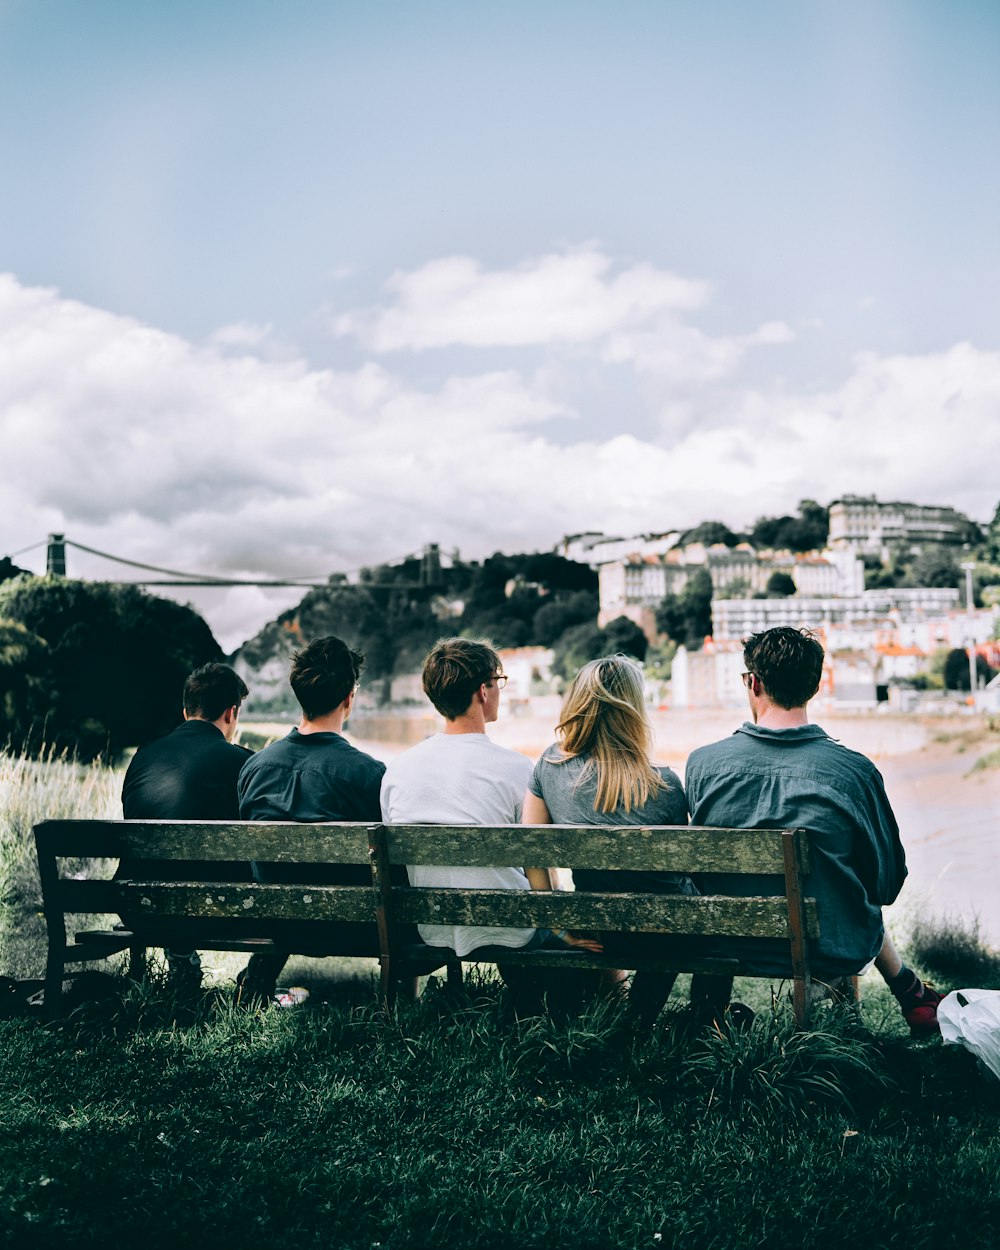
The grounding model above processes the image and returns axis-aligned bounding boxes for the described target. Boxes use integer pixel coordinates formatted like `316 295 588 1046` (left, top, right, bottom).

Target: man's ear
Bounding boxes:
221 705 238 726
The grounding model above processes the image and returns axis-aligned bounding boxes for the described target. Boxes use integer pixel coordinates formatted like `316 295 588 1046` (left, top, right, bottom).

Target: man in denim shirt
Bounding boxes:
686 627 944 1036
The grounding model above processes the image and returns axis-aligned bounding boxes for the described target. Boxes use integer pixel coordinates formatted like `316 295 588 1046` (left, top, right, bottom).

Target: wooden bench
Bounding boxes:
33 819 382 1021
35 819 829 1025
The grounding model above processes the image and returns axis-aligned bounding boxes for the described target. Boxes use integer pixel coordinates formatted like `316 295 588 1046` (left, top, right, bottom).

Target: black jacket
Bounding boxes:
118 719 253 882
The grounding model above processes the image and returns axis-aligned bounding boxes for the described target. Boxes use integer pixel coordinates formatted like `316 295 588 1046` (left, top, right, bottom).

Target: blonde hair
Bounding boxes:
554 655 665 814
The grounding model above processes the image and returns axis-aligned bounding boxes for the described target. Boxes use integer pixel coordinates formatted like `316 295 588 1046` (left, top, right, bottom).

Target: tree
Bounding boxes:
603 616 649 662
943 647 997 691
0 578 223 759
0 557 30 586
765 572 797 598
551 621 607 680
750 499 829 553
0 619 55 753
551 616 648 680
530 590 598 646
656 569 713 650
905 548 961 590
678 521 742 548
985 499 1000 565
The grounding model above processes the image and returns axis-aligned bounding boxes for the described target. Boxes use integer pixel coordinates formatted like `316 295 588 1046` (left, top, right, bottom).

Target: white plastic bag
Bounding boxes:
938 989 1000 1081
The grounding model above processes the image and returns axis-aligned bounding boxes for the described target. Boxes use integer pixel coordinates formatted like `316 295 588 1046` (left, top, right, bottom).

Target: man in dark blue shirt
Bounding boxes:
686 627 945 1036
235 635 385 1005
119 662 252 989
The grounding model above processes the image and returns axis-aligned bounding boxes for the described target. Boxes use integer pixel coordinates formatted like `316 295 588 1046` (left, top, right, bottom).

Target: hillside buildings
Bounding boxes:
598 543 865 633
564 494 992 711
827 495 977 555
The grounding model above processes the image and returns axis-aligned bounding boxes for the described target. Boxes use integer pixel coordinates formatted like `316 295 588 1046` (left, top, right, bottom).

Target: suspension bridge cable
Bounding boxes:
5 540 48 559
65 539 323 584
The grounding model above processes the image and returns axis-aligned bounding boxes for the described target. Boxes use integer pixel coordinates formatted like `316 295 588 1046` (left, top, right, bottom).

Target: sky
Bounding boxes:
2 0 999 650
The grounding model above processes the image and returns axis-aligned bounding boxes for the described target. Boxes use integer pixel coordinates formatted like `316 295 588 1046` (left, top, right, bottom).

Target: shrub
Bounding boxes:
906 913 1000 988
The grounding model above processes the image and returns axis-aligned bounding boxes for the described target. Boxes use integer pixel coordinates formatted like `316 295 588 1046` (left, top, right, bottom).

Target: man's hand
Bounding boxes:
557 930 603 953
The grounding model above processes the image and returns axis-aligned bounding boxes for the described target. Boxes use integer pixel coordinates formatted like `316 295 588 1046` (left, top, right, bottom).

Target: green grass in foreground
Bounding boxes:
1 971 998 1250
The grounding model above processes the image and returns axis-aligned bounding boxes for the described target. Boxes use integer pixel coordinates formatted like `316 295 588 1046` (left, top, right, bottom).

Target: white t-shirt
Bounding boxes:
379 733 535 956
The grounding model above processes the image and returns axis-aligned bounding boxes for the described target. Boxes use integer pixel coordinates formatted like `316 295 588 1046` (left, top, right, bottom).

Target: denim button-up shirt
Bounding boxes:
685 722 907 977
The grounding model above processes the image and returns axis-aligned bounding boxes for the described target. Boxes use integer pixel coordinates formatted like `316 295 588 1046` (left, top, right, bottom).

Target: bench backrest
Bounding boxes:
35 818 815 945
370 823 815 944
33 819 379 931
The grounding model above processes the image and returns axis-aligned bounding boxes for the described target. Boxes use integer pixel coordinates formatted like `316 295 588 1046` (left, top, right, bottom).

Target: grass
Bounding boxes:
2 750 1000 1248
1 972 998 1249
907 912 1000 987
967 746 1000 775
0 749 122 981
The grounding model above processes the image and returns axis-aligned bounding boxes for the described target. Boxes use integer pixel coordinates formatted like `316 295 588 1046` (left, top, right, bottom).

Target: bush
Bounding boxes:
0 578 223 759
906 913 1000 988
0 619 55 753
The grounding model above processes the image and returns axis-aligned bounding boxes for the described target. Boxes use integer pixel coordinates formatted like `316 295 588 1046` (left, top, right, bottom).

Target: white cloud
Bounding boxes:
208 321 274 350
334 247 712 351
2 270 997 651
336 246 794 386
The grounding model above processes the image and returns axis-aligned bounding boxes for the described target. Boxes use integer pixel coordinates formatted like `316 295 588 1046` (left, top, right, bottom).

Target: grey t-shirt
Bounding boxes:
529 745 693 895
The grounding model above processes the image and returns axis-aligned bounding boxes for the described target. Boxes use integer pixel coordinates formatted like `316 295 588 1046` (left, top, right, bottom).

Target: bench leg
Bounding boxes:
446 960 464 990
379 954 397 1013
793 977 811 1029
128 944 148 982
43 944 65 1023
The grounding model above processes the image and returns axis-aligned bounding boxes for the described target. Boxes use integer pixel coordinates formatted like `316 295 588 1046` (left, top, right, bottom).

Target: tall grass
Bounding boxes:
0 749 122 979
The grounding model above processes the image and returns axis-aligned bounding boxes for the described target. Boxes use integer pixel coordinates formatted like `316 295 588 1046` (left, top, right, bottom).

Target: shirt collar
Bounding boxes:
734 722 832 743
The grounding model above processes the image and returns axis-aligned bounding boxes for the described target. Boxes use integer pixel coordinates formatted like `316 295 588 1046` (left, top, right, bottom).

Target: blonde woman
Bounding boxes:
522 654 727 1023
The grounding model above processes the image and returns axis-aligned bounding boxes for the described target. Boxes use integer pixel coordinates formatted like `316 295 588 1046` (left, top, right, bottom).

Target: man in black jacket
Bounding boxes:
119 662 252 989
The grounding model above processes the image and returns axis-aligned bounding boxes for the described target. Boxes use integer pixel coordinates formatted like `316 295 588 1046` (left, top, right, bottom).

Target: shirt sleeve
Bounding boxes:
657 766 690 823
528 755 546 799
858 765 908 906
357 758 386 823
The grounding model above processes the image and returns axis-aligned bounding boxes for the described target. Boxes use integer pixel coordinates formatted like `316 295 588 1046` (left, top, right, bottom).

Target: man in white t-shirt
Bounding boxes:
381 638 597 968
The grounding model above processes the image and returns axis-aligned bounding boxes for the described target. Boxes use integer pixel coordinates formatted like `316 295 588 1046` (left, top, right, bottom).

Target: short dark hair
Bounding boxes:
289 636 364 720
183 663 249 721
743 627 825 710
422 637 501 721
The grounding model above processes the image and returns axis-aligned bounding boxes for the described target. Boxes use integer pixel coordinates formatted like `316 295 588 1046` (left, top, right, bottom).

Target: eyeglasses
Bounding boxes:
489 674 509 689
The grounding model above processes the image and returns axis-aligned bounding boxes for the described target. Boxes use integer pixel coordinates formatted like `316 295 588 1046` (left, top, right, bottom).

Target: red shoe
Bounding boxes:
903 984 945 1037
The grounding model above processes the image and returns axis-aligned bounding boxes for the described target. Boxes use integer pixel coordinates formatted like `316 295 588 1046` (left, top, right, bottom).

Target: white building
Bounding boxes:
710 588 963 641
600 546 866 633
561 530 681 567
670 640 746 709
828 495 976 555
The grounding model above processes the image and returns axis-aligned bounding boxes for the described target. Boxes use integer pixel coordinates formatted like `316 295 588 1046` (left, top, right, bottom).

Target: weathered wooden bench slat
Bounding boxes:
391 888 818 940
118 881 376 923
75 929 279 954
383 824 805 875
399 942 745 976
35 819 375 864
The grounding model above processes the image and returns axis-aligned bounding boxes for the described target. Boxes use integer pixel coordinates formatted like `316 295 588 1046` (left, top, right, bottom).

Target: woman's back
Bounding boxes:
529 746 691 895
531 746 686 827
